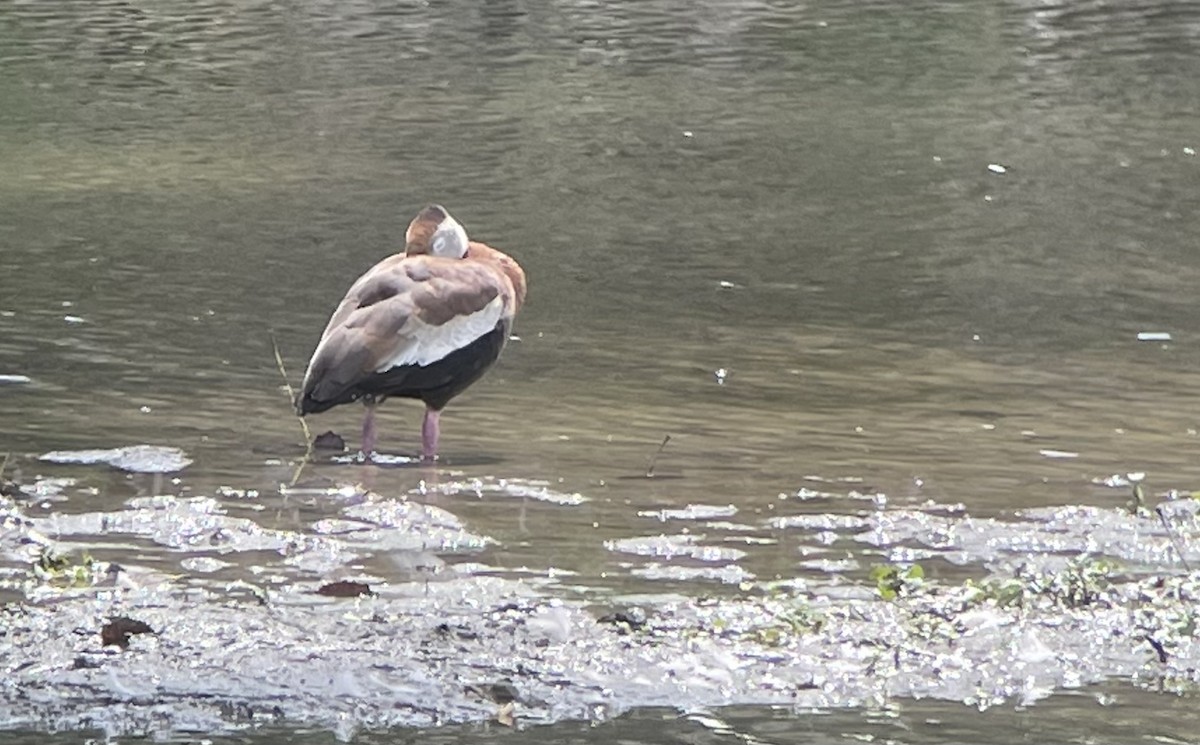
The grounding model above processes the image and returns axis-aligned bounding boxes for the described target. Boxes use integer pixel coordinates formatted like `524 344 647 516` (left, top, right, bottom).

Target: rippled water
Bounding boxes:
3 0 1200 740
7 687 1200 744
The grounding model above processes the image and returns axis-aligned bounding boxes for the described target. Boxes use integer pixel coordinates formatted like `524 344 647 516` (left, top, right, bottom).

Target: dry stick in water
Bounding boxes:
268 330 313 482
1156 506 1193 572
645 434 672 478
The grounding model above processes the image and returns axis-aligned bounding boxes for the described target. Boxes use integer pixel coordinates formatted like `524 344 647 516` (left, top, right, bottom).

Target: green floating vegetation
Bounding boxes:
754 601 827 647
870 563 925 600
700 586 827 647
1128 483 1149 516
867 557 1121 609
33 546 99 588
965 556 1117 609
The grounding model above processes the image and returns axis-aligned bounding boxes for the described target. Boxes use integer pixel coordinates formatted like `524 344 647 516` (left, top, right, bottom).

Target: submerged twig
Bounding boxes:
0 451 10 495
645 434 671 478
269 329 312 484
1128 483 1147 516
1156 506 1193 572
1144 633 1169 664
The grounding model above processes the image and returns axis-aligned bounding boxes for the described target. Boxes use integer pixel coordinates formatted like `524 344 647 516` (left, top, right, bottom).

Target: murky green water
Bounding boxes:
4 0 1200 740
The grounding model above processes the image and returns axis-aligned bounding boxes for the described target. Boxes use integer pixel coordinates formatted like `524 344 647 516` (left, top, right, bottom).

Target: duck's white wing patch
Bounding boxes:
374 295 504 372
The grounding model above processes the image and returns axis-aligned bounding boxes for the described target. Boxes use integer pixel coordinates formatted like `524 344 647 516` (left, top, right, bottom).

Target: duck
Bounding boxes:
296 204 527 462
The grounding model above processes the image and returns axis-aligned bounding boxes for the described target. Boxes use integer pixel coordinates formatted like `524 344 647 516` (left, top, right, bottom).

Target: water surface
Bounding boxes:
3 0 1200 740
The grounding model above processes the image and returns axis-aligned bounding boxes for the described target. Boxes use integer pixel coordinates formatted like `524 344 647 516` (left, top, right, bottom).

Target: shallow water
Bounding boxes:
3 0 1200 740
6 686 1200 745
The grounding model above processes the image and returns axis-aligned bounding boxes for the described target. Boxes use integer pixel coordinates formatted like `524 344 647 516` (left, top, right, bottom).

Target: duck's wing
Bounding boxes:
297 255 512 413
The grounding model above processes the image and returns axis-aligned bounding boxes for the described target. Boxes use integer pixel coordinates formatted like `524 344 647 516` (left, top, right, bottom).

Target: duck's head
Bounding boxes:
405 204 468 259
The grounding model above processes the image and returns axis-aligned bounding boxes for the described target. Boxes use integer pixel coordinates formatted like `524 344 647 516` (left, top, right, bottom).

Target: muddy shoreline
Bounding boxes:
3 461 1199 740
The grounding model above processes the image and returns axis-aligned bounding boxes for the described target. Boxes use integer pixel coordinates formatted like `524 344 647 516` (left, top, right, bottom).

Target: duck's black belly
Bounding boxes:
358 320 510 411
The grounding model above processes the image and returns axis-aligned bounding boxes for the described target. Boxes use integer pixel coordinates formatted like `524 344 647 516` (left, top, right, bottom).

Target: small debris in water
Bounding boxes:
714 368 728 385
1039 449 1079 459
1095 472 1146 488
71 656 102 670
316 581 374 598
435 623 479 641
465 681 520 705
1185 147 1196 156
718 280 737 289
63 315 86 324
987 163 1007 174
1136 332 1172 342
597 607 647 633
313 431 347 451
100 617 155 649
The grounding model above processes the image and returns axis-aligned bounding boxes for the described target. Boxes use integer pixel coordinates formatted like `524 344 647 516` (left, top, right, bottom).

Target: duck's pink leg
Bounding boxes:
421 407 441 462
361 402 377 461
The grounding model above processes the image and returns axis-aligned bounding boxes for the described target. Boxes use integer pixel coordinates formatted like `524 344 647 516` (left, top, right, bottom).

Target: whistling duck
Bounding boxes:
296 205 527 461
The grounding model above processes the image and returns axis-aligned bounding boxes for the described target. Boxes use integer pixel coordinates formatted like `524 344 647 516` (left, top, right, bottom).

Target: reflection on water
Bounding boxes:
3 0 1200 740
